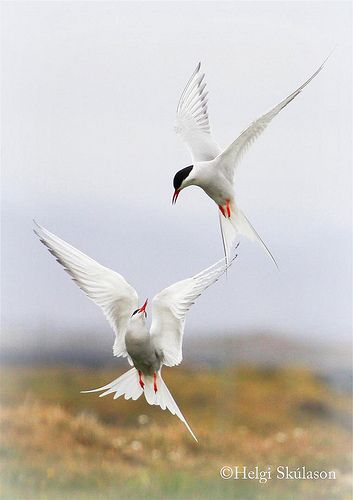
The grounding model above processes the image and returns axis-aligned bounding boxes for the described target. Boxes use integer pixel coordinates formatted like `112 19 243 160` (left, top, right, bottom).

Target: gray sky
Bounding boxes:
1 1 352 351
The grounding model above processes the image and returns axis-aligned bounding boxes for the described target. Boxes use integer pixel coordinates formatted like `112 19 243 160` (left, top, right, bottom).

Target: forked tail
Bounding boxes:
81 368 197 441
219 204 278 268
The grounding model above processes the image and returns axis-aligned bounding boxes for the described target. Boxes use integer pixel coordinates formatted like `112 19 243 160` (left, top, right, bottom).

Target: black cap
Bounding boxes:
173 165 193 190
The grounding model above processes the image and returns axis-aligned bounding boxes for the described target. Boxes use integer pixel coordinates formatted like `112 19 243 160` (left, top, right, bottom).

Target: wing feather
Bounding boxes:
175 62 221 162
34 222 138 358
150 256 237 367
217 57 329 182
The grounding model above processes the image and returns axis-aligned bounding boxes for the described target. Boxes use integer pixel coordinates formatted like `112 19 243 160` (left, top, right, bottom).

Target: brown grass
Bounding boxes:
0 364 351 499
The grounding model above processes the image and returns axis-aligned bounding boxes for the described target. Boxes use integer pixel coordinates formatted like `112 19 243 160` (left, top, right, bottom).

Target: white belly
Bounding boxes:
194 163 234 206
125 331 160 374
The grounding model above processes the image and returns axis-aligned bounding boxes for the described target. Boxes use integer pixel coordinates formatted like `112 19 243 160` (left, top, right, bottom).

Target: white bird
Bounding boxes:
172 58 329 266
34 222 237 441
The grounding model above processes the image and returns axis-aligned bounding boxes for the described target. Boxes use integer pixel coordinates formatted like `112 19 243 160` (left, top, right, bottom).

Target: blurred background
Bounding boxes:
1 1 352 499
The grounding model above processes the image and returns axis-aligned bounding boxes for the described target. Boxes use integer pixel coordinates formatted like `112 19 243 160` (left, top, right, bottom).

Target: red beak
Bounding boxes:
139 299 148 314
172 189 180 205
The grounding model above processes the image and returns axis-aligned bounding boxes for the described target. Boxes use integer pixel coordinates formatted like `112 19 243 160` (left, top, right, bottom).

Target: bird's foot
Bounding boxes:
226 199 231 218
138 370 145 390
218 200 232 218
153 372 158 393
218 205 226 217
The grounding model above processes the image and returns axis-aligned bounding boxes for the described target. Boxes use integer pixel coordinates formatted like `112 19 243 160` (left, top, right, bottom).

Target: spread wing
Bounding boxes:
175 62 221 162
34 222 139 359
150 255 237 367
216 57 329 183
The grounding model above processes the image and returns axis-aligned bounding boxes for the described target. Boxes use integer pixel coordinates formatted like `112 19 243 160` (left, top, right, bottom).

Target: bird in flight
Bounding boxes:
34 222 236 441
172 58 329 266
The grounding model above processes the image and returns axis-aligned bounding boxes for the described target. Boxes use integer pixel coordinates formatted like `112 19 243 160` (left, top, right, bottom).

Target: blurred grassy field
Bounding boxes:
0 363 351 499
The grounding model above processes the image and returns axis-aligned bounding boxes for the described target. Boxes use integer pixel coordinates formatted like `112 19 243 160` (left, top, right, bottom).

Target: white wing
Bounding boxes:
216 57 329 182
175 62 221 162
34 222 139 359
150 256 236 367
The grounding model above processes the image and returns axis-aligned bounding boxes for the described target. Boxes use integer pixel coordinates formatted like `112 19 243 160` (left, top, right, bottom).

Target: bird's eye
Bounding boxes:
132 309 139 317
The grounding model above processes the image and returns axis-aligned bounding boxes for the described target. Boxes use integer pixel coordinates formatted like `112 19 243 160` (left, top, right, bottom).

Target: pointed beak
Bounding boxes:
172 189 180 205
139 298 148 314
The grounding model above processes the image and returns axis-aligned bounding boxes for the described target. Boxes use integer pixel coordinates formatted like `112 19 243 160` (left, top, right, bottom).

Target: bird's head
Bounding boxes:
172 165 194 204
131 299 148 320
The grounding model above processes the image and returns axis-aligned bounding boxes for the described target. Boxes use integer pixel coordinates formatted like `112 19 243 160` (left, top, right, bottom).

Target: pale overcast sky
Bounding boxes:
1 1 352 352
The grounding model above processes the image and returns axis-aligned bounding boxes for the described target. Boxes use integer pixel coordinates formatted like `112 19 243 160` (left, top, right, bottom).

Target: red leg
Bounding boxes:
153 372 158 393
138 370 144 389
226 199 231 218
218 205 226 217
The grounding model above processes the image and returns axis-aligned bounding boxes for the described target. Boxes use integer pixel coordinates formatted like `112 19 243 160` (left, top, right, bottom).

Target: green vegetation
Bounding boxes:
0 364 351 499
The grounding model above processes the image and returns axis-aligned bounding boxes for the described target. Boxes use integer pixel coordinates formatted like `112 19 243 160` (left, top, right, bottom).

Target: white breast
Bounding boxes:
194 161 234 206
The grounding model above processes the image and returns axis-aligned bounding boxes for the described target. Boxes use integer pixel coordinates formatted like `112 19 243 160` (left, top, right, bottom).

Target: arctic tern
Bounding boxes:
34 222 236 441
173 58 329 265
